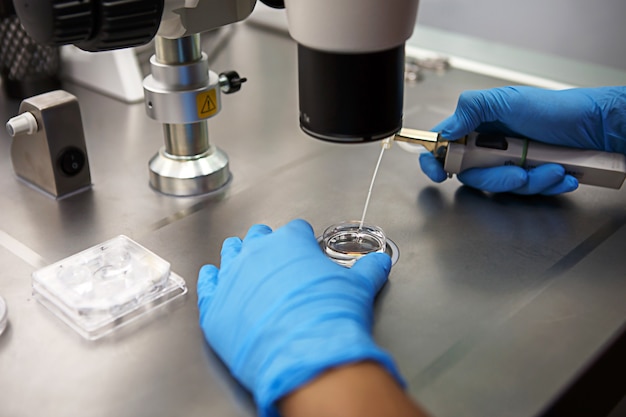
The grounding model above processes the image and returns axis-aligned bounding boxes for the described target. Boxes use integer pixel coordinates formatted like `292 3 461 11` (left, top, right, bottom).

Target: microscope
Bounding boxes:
11 0 420 195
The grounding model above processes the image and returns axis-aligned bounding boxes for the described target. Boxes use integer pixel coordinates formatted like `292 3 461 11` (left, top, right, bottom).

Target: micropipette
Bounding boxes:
395 128 626 189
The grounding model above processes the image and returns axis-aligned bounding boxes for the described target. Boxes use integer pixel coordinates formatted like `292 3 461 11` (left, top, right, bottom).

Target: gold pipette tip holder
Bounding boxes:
391 128 464 161
393 128 447 152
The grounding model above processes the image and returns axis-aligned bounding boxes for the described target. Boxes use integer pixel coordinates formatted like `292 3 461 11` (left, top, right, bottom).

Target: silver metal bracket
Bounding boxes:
6 90 92 199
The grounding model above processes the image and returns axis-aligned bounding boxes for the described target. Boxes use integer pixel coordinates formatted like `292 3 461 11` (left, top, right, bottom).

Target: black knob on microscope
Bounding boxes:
13 0 164 51
219 71 247 94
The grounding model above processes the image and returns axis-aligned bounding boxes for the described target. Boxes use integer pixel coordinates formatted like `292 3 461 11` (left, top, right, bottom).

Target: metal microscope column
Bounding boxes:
144 34 230 196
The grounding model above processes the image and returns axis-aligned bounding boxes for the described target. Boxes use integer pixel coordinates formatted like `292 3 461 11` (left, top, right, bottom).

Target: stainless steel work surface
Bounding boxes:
1 23 624 417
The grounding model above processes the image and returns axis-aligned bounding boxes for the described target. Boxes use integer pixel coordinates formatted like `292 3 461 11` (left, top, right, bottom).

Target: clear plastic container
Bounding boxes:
32 235 187 340
321 221 387 267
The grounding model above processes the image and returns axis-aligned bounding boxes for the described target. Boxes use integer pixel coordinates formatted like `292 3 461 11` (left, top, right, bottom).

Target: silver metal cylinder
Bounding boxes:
155 34 202 64
149 146 230 196
163 122 209 156
145 34 230 196
143 59 221 124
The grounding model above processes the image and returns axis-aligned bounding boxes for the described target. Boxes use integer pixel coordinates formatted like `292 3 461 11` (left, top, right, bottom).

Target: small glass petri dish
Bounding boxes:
322 221 387 267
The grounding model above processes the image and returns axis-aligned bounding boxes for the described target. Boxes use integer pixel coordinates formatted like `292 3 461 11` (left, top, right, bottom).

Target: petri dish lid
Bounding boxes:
32 235 187 340
33 235 171 313
0 295 7 336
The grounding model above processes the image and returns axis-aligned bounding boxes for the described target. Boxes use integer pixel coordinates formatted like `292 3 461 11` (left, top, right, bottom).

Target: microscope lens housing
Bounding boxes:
298 44 405 143
282 0 419 143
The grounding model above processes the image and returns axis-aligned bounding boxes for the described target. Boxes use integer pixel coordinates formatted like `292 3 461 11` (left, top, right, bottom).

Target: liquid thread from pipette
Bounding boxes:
359 137 393 230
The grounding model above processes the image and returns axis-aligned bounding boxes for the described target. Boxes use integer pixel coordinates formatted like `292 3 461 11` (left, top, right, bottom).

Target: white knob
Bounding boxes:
6 112 38 137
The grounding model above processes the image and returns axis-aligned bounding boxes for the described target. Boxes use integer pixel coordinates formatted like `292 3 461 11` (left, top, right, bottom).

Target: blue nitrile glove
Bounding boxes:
420 85 626 195
197 219 400 417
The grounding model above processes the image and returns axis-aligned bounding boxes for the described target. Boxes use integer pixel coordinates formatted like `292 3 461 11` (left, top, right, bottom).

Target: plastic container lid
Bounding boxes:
32 235 187 340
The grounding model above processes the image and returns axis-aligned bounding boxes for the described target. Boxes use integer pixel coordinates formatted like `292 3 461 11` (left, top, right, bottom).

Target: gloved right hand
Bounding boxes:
420 85 626 195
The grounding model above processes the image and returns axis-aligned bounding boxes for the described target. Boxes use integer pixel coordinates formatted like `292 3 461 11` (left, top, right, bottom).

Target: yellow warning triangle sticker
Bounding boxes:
196 89 219 118
201 95 216 114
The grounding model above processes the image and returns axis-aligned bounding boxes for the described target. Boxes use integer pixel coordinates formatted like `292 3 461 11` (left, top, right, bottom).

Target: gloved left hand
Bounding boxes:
197 219 401 417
